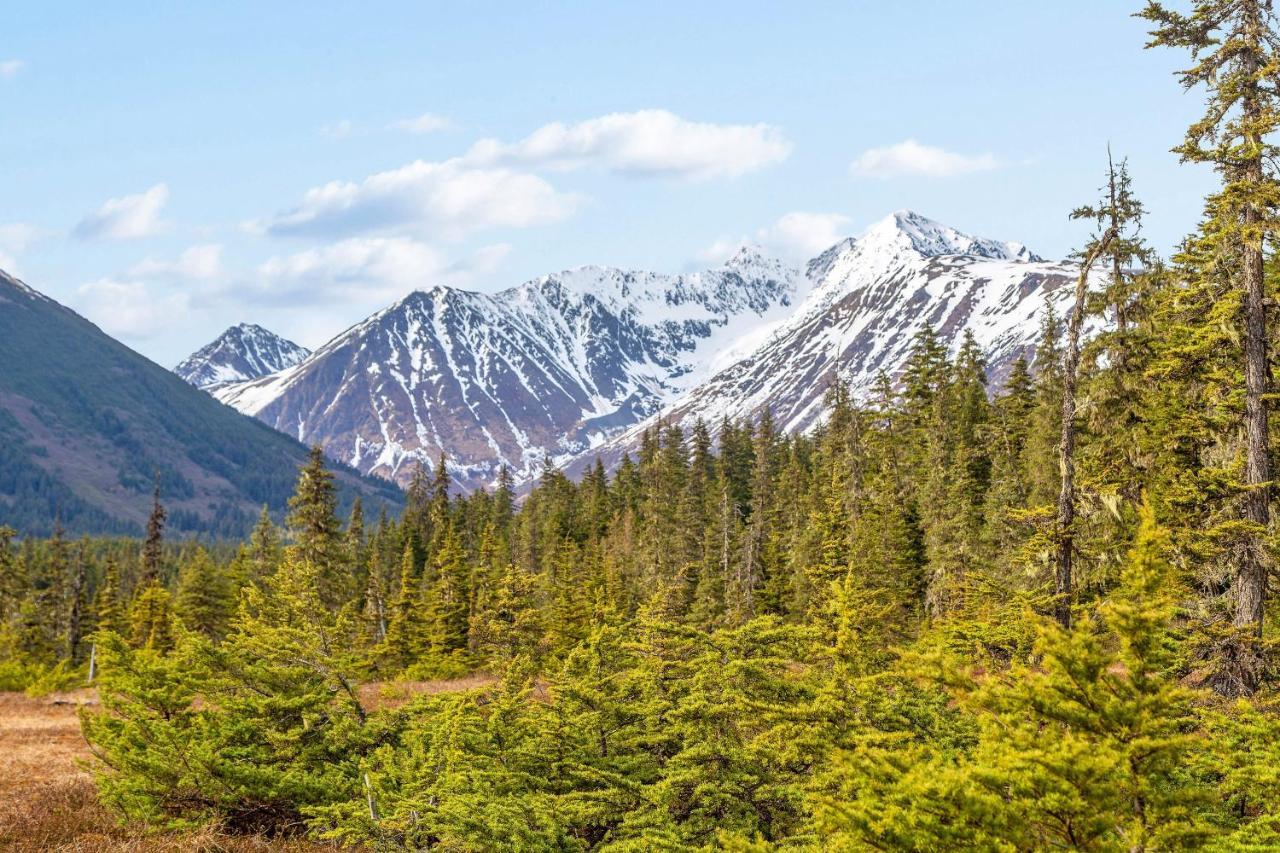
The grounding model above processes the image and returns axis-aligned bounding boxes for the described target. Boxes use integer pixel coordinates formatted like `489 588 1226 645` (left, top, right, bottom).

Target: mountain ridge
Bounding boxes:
200 210 1080 491
211 253 799 489
0 270 401 537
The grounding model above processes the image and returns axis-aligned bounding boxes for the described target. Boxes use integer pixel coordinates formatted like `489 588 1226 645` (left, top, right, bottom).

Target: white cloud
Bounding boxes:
698 211 853 264
850 139 999 179
255 237 448 303
73 184 170 240
256 160 581 240
468 242 512 273
0 222 47 276
320 119 354 139
0 59 23 80
389 112 453 134
0 222 44 253
249 237 511 307
464 109 792 180
759 212 853 259
200 239 510 349
129 244 223 280
75 277 189 340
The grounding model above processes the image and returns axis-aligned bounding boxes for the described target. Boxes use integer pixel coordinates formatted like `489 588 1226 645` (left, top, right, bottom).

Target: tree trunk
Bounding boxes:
1055 230 1116 629
1237 187 1271 633
1236 12 1271 635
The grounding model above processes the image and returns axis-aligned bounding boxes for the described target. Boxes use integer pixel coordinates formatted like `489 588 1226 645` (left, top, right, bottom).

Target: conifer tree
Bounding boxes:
983 356 1037 560
92 555 126 637
1073 155 1157 527
1142 0 1280 638
382 539 426 669
424 524 471 656
84 550 371 834
34 522 70 653
141 478 166 584
0 526 20 625
1026 306 1065 507
246 505 281 582
128 582 175 653
66 539 89 663
818 508 1216 849
471 562 546 674
346 497 366 605
286 446 347 609
1054 221 1116 627
175 547 233 640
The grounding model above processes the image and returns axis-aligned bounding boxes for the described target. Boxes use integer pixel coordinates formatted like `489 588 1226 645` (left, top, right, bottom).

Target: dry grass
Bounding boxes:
0 675 494 850
358 673 498 711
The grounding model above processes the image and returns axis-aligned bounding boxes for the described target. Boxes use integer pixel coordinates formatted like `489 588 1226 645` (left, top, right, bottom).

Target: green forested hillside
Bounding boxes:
0 273 402 537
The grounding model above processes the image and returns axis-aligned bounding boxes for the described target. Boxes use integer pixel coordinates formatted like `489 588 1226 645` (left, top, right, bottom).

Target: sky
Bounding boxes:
0 1 1218 366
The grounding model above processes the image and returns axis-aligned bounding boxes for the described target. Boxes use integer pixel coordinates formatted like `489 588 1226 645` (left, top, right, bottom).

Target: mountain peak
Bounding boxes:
723 243 767 267
860 210 1041 263
717 243 786 278
175 323 310 390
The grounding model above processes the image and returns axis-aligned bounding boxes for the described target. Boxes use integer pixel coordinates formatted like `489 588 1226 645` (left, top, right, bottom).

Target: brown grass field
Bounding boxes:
0 675 497 851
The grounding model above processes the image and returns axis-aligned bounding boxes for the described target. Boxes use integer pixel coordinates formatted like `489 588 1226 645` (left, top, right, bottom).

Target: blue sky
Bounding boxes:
1 1 1216 365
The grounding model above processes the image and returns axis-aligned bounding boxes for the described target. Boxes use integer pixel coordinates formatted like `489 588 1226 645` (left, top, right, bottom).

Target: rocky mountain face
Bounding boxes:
204 210 1082 491
0 270 401 537
611 211 1077 439
211 250 799 489
175 323 310 389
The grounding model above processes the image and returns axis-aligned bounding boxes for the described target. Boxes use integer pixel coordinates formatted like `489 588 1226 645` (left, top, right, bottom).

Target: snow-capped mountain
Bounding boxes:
212 252 799 489
205 210 1082 492
175 323 310 390
570 211 1081 475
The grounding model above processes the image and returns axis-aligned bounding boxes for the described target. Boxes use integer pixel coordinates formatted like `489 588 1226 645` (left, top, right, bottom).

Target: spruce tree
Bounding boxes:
66 540 89 663
424 524 471 656
141 478 166 584
1054 218 1117 627
175 547 233 640
1142 0 1280 639
286 446 347 609
128 582 175 653
92 555 126 637
382 538 427 669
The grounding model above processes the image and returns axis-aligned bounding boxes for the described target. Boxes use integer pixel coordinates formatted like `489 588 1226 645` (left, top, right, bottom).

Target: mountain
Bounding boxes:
174 323 310 389
210 210 1080 492
567 211 1082 475
0 270 402 537
213 250 798 490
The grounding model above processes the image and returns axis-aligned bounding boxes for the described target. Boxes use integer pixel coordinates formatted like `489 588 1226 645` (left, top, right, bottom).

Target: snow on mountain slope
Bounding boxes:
563 211 1084 476
175 323 310 390
214 252 799 489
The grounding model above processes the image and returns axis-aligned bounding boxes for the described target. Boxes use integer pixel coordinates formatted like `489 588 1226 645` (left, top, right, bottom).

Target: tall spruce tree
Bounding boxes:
140 478 166 584
1054 221 1117 628
1142 0 1280 640
286 446 347 609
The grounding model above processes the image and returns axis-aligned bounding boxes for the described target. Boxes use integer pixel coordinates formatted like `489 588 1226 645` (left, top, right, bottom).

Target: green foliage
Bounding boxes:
82 551 374 835
128 581 175 653
174 547 233 639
